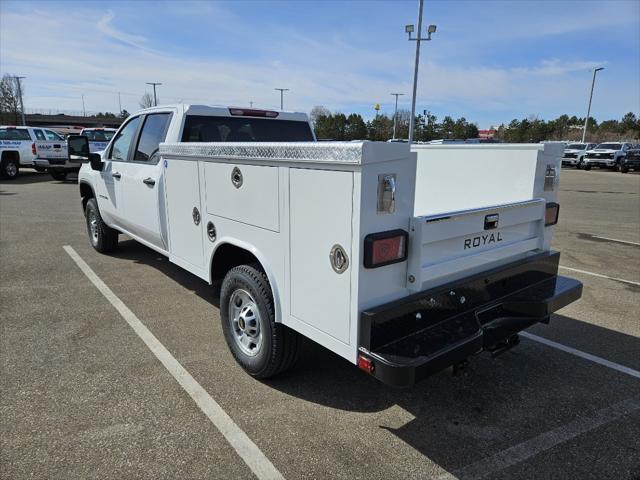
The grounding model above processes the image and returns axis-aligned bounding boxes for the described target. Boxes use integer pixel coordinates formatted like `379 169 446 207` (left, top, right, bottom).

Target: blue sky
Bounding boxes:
1 0 638 128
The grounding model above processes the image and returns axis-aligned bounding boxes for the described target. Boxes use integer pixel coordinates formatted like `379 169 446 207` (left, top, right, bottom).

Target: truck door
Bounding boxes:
98 116 142 228
118 112 172 250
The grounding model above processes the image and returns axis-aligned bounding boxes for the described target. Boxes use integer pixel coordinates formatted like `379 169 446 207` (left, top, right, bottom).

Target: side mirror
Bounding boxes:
67 135 103 171
67 135 90 163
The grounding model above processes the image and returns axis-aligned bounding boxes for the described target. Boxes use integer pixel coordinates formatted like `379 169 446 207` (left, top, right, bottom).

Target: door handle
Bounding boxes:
112 172 121 179
143 177 156 186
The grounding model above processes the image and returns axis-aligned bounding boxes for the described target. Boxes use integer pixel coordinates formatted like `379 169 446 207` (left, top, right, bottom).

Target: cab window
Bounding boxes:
134 113 172 163
109 117 142 161
34 130 46 141
44 130 63 141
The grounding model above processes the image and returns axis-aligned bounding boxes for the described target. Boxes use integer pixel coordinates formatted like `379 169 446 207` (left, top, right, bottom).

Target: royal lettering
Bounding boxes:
464 232 503 249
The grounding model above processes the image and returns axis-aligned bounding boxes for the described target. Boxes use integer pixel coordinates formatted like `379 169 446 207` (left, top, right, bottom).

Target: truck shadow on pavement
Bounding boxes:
112 239 640 476
0 170 56 185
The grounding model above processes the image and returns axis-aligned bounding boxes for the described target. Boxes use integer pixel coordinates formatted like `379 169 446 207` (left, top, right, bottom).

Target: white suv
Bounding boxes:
0 126 64 179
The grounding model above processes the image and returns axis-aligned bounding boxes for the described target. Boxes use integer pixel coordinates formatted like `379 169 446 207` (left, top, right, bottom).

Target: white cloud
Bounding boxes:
96 10 149 51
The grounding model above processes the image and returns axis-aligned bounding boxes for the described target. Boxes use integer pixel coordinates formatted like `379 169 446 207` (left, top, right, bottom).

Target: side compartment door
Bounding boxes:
289 168 353 344
97 116 142 227
118 112 172 250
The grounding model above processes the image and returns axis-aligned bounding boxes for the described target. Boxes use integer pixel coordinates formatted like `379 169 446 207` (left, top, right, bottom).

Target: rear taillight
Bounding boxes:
228 108 279 118
545 202 559 226
363 229 408 268
32 143 36 155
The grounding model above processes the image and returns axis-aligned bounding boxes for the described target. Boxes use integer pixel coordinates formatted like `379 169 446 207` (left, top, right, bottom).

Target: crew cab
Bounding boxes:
620 145 640 173
67 104 582 386
0 125 64 179
561 142 596 168
583 142 633 170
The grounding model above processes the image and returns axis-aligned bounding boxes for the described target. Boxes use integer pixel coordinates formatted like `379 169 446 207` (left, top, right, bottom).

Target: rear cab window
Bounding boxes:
0 128 32 141
181 115 314 142
44 130 64 141
34 130 46 141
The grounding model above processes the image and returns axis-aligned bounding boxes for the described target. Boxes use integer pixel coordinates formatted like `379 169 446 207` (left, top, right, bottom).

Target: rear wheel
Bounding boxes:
50 170 67 181
0 157 19 179
220 264 299 378
85 198 118 253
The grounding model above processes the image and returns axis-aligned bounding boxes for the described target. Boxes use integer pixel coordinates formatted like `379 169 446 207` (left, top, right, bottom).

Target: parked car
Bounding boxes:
561 142 596 168
66 104 581 386
620 145 640 173
583 142 633 170
0 125 64 179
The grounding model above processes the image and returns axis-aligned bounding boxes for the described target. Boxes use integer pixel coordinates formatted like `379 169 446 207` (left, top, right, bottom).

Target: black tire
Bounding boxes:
220 264 299 378
621 166 629 173
584 165 591 171
0 157 19 180
35 166 46 173
50 170 67 181
576 159 584 169
85 198 118 253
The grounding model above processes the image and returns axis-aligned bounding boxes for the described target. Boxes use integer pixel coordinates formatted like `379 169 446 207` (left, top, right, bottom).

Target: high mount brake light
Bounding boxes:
363 229 408 268
228 108 279 118
545 202 560 226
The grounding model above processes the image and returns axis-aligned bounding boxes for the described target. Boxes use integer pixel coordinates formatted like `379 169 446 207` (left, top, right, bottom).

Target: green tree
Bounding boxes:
345 113 367 140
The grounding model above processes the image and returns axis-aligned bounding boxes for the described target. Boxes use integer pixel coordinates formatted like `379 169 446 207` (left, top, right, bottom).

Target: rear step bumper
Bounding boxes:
358 251 582 387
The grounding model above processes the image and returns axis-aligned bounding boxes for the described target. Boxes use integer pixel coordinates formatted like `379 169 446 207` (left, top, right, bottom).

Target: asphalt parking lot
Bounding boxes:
1 167 639 480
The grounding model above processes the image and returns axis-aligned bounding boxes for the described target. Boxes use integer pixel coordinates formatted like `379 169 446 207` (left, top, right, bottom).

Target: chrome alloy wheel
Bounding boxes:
228 289 263 356
88 210 99 245
5 162 17 177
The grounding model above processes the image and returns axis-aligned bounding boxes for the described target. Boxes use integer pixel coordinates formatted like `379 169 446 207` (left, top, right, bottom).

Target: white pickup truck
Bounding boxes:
33 128 116 181
0 125 65 179
67 104 582 386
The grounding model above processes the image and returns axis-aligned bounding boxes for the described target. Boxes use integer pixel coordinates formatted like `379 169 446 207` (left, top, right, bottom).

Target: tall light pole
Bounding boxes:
146 82 162 106
582 67 604 143
275 88 289 110
406 0 436 144
12 76 26 125
118 92 122 114
390 93 405 140
81 94 86 117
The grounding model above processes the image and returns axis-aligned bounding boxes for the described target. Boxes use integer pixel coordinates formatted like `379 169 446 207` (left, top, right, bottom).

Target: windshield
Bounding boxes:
596 143 621 150
181 115 314 142
83 130 115 142
566 144 586 150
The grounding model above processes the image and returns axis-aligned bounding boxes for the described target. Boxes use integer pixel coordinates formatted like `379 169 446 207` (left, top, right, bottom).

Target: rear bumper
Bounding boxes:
34 158 76 170
358 252 582 386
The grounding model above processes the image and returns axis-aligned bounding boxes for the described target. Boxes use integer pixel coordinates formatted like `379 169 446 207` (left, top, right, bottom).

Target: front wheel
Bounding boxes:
34 166 46 173
50 170 67 181
621 165 629 173
584 165 592 171
85 198 118 253
576 159 584 169
220 264 299 378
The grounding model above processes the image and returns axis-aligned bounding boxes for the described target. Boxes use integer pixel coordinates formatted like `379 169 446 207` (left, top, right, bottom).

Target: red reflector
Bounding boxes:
545 202 560 226
363 229 408 268
372 236 405 265
357 355 374 374
31 142 36 155
228 108 279 118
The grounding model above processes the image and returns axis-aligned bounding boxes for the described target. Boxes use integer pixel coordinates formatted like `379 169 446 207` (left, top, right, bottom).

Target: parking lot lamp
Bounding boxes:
12 76 26 125
582 67 604 143
275 88 289 110
406 0 436 144
146 82 162 106
391 93 405 140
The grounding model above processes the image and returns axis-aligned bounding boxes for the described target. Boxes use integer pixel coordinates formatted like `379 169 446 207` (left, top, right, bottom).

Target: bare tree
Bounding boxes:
0 74 23 124
139 92 155 109
309 105 331 125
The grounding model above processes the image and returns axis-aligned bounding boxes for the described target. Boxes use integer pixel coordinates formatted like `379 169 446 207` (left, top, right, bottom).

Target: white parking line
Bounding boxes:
559 265 640 287
438 397 640 480
520 332 640 379
590 235 640 247
63 246 284 480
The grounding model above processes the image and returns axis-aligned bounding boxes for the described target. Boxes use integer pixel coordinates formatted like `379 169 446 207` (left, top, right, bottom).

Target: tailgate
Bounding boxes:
406 199 545 291
35 141 67 160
